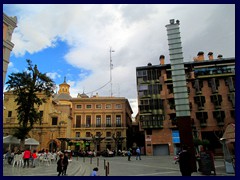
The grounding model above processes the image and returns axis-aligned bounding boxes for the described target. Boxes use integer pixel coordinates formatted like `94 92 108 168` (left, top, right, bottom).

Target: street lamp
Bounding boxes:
50 130 55 153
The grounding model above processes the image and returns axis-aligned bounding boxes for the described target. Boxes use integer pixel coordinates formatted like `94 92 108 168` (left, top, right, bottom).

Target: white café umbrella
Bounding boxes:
3 135 20 150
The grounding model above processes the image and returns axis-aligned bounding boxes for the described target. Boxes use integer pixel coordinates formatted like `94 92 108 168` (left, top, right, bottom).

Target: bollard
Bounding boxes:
104 159 106 169
90 157 92 164
105 165 108 176
97 157 99 167
107 162 110 175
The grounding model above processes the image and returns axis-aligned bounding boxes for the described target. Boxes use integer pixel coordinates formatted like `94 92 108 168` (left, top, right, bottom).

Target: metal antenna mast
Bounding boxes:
110 47 115 97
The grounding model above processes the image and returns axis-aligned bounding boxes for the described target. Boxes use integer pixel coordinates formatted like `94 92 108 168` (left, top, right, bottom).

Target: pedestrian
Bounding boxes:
23 148 31 168
91 167 99 176
31 150 38 168
136 147 141 160
178 145 193 176
57 154 64 176
127 148 132 161
62 152 69 175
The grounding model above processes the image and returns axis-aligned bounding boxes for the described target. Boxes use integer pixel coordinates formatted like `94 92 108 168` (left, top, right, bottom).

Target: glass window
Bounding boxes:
96 115 101 127
86 105 92 109
86 132 91 137
52 117 58 125
106 132 111 137
96 104 102 109
76 115 81 128
106 104 112 109
86 115 91 127
106 115 111 127
8 111 12 117
115 104 122 109
116 115 121 127
76 105 82 109
76 132 80 137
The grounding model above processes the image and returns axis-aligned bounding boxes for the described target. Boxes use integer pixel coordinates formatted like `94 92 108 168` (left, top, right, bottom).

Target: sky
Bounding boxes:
3 4 235 118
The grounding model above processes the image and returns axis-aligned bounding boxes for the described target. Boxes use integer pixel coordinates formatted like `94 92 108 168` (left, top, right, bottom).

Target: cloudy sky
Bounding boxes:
3 4 235 117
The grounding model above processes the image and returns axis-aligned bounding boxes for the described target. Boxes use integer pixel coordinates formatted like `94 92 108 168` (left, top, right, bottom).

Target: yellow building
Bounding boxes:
3 13 17 87
3 78 133 153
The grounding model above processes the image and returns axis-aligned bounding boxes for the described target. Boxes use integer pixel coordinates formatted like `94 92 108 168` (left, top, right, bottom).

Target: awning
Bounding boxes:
222 123 235 143
25 138 39 145
3 135 20 144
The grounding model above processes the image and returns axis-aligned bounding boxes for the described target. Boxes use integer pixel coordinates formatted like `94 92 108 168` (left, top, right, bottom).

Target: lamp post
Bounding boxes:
50 130 55 153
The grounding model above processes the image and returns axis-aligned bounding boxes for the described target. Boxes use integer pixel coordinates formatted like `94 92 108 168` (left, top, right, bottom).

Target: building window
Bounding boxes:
106 115 111 127
96 104 102 109
86 132 91 137
86 115 91 127
106 132 111 137
96 115 101 127
52 117 58 125
76 105 82 109
8 111 12 117
96 132 102 137
86 105 92 109
115 104 122 109
76 132 80 137
76 115 81 128
116 115 121 127
116 131 121 137
106 104 111 109
194 96 206 110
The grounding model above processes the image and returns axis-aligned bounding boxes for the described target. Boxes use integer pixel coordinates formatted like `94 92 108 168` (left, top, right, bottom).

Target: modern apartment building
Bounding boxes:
136 53 235 156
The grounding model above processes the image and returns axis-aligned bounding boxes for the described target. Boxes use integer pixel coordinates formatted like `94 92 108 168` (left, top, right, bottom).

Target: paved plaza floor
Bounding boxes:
3 155 235 176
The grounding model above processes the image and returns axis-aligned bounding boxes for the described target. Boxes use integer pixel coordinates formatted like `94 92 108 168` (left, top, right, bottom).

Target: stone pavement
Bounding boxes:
3 155 235 176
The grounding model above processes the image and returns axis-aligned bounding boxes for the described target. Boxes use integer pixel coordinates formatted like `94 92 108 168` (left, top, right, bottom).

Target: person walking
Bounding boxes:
31 150 38 168
127 148 132 161
62 152 69 175
136 147 141 160
23 148 31 168
57 154 64 176
91 167 99 176
178 145 193 176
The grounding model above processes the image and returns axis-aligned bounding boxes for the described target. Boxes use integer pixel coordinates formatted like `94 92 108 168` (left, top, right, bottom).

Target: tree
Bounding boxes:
5 59 55 150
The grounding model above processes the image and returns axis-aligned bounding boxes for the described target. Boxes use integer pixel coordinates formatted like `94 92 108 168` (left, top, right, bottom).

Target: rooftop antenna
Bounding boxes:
110 47 115 97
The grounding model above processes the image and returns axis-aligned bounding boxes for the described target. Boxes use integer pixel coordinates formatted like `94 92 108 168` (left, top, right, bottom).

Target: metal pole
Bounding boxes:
104 159 106 169
107 162 110 175
51 132 53 153
97 157 99 167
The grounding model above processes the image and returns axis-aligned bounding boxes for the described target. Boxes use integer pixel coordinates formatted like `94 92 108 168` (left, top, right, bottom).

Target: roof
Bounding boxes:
54 93 72 100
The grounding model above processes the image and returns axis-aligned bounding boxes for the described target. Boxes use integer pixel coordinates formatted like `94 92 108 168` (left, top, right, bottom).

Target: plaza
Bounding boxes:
3 155 234 176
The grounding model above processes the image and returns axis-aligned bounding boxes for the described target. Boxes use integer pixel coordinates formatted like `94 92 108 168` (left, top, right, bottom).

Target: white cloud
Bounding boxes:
46 72 61 80
5 4 235 117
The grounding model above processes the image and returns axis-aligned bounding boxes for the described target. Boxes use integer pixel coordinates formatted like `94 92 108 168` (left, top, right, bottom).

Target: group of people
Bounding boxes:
127 147 141 161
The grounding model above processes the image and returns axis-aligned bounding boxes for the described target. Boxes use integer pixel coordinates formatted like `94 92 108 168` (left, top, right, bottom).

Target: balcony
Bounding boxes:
140 120 163 129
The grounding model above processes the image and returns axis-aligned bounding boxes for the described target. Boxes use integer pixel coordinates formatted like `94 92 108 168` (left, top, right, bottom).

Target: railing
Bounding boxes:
73 123 124 128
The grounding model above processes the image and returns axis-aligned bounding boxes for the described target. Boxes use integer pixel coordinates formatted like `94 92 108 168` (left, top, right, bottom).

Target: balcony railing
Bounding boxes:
73 123 124 128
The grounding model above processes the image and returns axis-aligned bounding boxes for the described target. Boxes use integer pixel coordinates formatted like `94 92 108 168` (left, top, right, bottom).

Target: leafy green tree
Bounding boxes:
5 59 55 150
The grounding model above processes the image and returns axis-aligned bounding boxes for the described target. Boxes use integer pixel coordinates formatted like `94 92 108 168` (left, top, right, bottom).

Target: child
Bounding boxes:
91 167 99 176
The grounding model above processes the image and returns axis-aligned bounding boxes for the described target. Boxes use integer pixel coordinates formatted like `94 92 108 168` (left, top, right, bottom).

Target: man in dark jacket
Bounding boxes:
62 153 69 175
178 145 192 176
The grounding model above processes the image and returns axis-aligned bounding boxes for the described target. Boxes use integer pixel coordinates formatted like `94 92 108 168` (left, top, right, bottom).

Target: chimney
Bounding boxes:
197 51 204 61
159 55 165 65
217 54 223 59
208 52 214 60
